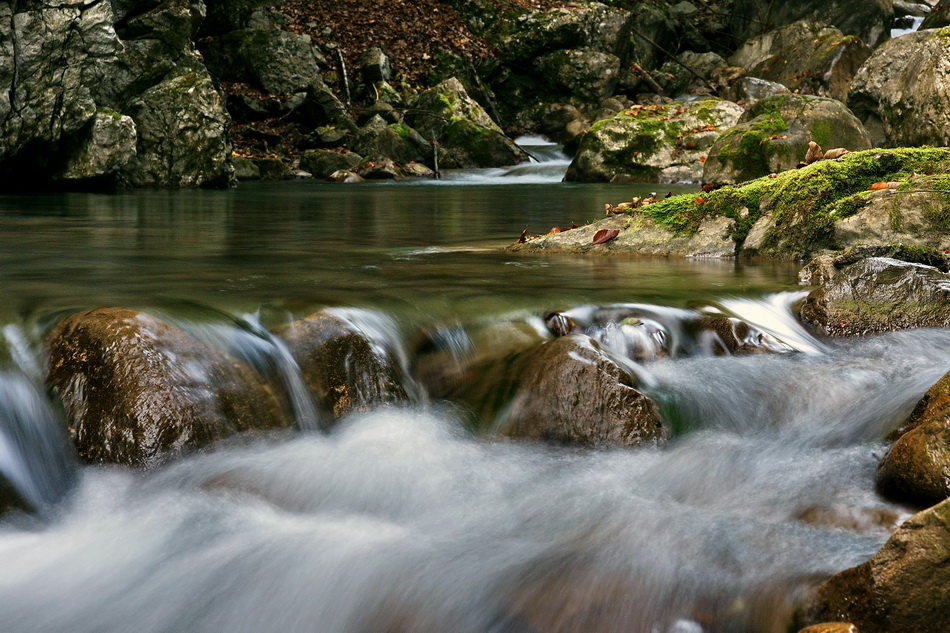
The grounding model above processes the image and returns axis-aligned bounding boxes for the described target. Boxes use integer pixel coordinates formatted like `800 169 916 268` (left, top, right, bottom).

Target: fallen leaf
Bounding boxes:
868 181 901 190
694 196 705 204
592 229 620 245
517 229 528 244
549 226 562 234
698 156 707 164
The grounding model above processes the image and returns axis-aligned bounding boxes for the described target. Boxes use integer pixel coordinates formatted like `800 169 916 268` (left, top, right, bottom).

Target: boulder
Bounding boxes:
848 28 950 147
200 28 321 94
351 116 433 166
565 98 744 183
201 0 275 35
799 253 950 336
231 156 260 180
45 308 289 467
119 67 233 187
703 95 871 184
357 46 392 83
298 149 363 179
56 111 137 182
801 497 950 633
445 334 667 447
290 79 358 133
252 157 293 180
653 51 727 97
273 310 410 424
727 0 894 47
727 77 791 106
534 49 621 101
404 78 525 168
730 21 842 70
738 22 873 102
356 157 404 180
0 0 119 186
877 370 950 505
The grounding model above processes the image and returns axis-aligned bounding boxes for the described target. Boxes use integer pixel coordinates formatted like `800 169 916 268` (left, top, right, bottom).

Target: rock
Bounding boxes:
0 0 119 186
513 213 736 258
299 125 354 150
445 334 667 447
538 103 584 144
57 111 137 183
252 157 293 180
565 98 744 183
739 22 873 102
227 93 281 123
273 310 409 424
327 169 364 183
877 370 950 505
299 149 362 179
291 79 358 133
728 77 792 106
703 95 871 184
848 28 950 147
727 0 894 47
730 21 842 70
201 0 276 35
357 46 392 83
119 68 233 188
799 254 950 336
801 497 950 633
654 51 727 97
45 308 289 467
534 49 621 101
200 28 322 94
232 156 261 180
356 157 404 180
405 78 525 168
356 100 400 126
401 162 436 178
351 116 432 166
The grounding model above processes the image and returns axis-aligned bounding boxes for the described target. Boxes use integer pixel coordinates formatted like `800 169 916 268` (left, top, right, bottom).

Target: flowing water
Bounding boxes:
0 143 944 632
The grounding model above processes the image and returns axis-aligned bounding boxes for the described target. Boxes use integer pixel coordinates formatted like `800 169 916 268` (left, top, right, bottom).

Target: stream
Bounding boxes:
0 140 942 633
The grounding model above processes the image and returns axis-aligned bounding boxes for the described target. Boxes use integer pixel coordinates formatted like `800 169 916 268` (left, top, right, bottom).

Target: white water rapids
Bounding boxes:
1 296 949 633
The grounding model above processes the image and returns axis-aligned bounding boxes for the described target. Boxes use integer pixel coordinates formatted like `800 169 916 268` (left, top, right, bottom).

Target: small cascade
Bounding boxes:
0 373 76 514
438 135 572 184
718 292 829 355
892 15 925 38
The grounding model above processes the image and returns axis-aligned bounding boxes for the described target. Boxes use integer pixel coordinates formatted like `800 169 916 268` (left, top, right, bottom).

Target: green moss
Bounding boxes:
811 120 832 148
935 25 950 38
622 147 950 257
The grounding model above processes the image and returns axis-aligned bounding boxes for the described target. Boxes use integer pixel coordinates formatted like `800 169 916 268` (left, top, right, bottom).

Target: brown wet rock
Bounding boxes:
274 310 409 425
45 308 290 467
801 497 950 633
877 370 950 506
446 334 666 447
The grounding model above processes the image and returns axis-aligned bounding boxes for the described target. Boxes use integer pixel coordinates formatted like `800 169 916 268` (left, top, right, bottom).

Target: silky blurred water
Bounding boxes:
0 155 939 632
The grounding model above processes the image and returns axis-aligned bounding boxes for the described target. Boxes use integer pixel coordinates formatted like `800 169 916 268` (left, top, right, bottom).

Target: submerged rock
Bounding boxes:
444 334 666 447
849 28 950 147
45 308 290 467
801 497 950 633
799 253 950 336
273 310 409 425
565 99 744 183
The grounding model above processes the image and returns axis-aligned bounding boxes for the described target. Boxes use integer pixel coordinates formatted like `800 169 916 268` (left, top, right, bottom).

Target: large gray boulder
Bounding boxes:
45 308 290 467
703 95 871 184
0 0 234 189
120 67 233 188
534 49 621 101
727 0 894 47
848 28 950 147
801 496 950 633
405 78 525 169
351 116 433 166
565 98 744 183
200 28 321 94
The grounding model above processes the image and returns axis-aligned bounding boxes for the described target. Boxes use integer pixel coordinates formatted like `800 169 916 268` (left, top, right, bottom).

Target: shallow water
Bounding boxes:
0 147 937 632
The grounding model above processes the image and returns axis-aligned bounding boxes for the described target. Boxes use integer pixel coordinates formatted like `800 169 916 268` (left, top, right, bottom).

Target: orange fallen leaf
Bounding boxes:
694 196 705 204
699 156 707 164
592 229 620 245
868 181 901 190
549 226 561 234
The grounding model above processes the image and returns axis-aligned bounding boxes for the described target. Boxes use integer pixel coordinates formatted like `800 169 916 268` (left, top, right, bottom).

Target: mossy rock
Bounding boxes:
704 94 871 185
299 149 362 179
518 147 950 260
564 98 744 183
